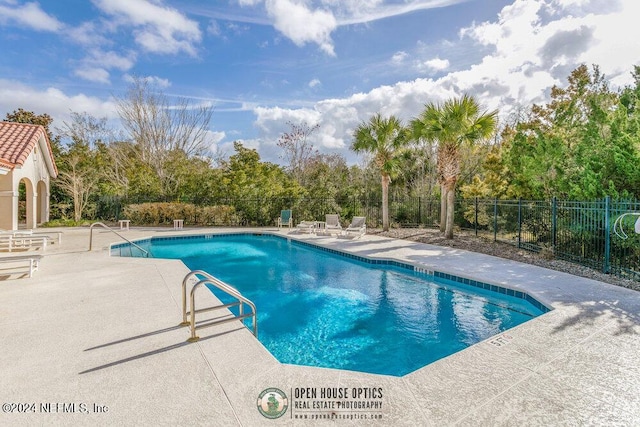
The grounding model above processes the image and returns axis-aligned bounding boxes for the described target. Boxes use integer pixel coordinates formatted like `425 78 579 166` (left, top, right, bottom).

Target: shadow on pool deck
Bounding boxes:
80 326 245 375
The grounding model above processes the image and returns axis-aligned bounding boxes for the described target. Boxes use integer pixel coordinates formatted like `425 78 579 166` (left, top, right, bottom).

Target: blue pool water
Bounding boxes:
114 234 546 376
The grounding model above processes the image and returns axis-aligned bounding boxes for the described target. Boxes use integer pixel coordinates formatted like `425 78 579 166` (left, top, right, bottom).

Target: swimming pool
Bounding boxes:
113 233 548 376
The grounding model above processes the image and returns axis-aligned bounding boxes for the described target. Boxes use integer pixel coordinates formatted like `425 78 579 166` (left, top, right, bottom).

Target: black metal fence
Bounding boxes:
95 195 640 281
457 197 640 281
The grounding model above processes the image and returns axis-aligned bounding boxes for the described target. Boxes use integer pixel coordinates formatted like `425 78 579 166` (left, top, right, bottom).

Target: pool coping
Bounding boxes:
2 226 639 425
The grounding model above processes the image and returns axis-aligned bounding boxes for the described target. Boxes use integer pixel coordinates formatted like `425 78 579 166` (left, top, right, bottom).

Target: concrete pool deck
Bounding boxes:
1 226 639 426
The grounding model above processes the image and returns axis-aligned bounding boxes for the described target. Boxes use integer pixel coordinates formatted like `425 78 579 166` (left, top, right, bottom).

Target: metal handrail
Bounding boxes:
181 270 257 342
89 222 149 257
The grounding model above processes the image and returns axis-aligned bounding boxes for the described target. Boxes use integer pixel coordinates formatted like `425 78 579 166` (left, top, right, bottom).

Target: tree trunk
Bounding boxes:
73 189 82 222
444 178 456 239
439 183 447 233
382 174 390 231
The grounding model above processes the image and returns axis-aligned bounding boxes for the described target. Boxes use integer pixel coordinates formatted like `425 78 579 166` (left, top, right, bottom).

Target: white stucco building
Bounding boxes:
0 122 58 230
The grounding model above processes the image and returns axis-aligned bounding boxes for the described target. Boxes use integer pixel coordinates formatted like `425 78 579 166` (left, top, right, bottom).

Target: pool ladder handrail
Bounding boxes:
89 222 149 257
181 270 258 342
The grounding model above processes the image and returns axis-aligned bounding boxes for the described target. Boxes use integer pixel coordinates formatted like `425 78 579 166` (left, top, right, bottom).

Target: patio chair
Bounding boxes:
277 210 293 228
324 214 342 235
344 216 366 238
296 220 316 233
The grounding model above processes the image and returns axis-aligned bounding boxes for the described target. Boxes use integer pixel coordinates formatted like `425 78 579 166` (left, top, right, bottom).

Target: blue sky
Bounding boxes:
1 0 639 164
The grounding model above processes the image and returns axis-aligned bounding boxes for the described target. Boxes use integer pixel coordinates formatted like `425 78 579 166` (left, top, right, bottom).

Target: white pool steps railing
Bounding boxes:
181 270 258 342
88 222 149 257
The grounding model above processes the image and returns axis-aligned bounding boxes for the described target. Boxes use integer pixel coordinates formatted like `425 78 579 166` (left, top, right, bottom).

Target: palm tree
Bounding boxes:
352 114 408 231
412 95 497 239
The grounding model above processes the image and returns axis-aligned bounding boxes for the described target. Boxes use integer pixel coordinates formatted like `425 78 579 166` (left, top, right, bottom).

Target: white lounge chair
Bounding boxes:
277 210 293 228
344 216 366 238
324 214 342 235
296 221 316 233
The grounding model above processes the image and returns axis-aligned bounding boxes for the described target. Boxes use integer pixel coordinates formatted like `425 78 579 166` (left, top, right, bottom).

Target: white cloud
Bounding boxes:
67 21 110 46
205 130 226 155
392 51 409 64
74 50 136 84
123 74 171 88
0 1 63 31
95 50 136 71
418 57 450 73
0 79 119 125
265 0 337 55
309 78 322 88
324 0 470 25
74 67 111 84
207 130 226 145
207 20 221 36
92 0 202 56
458 0 640 90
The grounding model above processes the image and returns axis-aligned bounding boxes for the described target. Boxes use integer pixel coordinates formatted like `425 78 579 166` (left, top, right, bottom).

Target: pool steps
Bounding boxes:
180 269 258 342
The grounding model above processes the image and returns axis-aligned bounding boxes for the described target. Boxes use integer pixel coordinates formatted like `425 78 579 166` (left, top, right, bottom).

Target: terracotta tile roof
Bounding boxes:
0 158 13 169
0 121 58 175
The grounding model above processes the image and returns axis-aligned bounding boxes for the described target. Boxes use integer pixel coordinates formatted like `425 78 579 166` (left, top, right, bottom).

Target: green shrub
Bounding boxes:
123 202 237 226
198 205 238 225
41 219 92 227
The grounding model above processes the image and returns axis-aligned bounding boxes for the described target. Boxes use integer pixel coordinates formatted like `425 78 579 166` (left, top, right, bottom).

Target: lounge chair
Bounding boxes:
296 221 316 233
277 210 293 228
344 216 366 238
324 214 342 235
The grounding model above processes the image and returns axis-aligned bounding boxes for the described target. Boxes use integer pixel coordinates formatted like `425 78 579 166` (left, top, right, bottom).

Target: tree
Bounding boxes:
351 114 409 231
115 76 214 197
220 142 303 224
55 144 100 221
412 95 497 239
55 112 112 221
223 142 301 199
59 112 114 149
277 121 320 184
393 143 439 197
295 153 350 220
493 64 640 200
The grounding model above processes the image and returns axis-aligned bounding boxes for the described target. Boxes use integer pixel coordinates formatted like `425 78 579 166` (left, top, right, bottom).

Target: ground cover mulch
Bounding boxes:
369 227 640 292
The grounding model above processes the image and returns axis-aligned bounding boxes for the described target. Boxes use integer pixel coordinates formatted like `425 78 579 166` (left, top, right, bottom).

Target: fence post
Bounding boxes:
604 196 611 274
475 197 478 237
552 197 557 251
418 196 422 226
517 198 522 249
115 197 121 221
493 198 498 242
